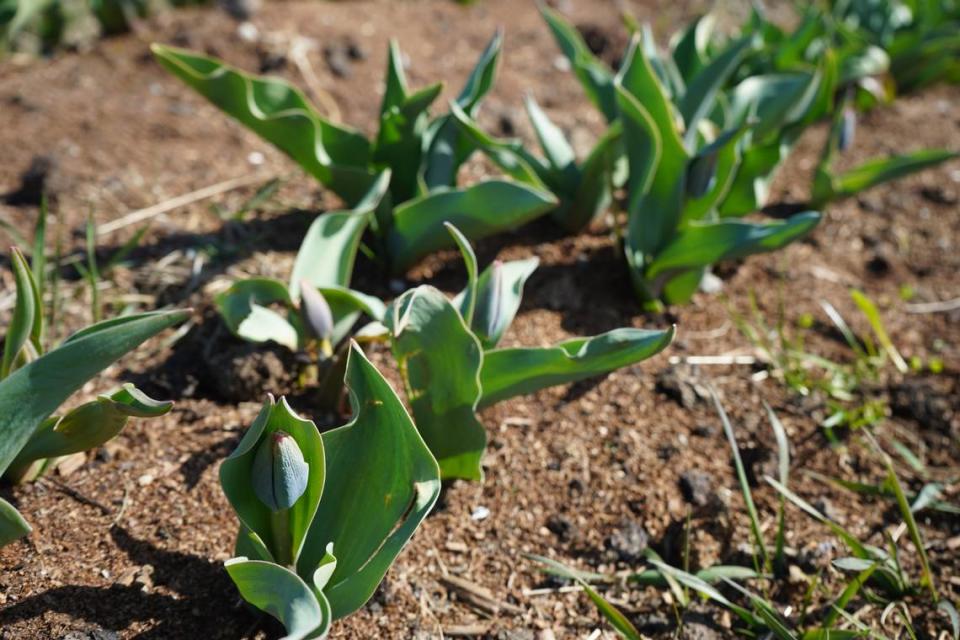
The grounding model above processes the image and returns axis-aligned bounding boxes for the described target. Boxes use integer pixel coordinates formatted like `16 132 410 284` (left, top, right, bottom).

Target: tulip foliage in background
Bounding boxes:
0 247 187 547
530 8 823 307
219 345 439 639
152 34 557 274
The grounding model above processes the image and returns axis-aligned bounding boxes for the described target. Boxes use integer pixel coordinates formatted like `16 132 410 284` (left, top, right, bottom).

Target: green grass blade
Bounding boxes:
713 390 769 570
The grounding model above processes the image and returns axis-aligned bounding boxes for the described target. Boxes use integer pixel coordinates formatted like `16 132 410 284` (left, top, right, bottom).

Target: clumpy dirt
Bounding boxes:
1 0 959 638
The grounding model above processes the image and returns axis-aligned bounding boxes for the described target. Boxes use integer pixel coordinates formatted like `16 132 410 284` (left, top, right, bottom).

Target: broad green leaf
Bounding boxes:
151 44 375 206
216 278 297 348
678 35 758 148
615 86 662 224
479 327 674 407
12 384 171 466
813 149 959 206
467 257 539 349
445 223 479 324
0 309 188 478
384 287 485 481
645 212 822 295
449 102 550 189
289 172 390 299
523 95 578 182
300 344 440 616
2 248 39 379
380 40 409 118
560 122 623 232
385 181 557 272
315 286 386 346
540 5 617 121
221 397 326 565
616 38 688 273
0 497 31 548
728 72 821 142
375 82 444 203
719 139 792 216
422 31 502 189
225 558 330 640
681 123 749 223
670 14 716 82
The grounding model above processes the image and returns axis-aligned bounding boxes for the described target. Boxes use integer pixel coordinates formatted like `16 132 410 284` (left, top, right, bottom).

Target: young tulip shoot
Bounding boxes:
299 280 335 358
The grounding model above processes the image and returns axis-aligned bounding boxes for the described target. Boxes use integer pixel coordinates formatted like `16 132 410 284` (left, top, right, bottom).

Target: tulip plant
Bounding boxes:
0 247 187 547
220 344 439 639
152 34 557 273
383 224 675 480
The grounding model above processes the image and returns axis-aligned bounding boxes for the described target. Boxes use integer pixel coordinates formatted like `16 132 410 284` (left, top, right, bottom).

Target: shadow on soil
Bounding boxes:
0 527 267 639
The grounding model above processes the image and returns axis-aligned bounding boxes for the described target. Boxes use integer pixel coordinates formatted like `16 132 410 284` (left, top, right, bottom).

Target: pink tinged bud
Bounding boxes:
838 108 856 152
251 431 309 511
299 280 334 342
477 260 504 341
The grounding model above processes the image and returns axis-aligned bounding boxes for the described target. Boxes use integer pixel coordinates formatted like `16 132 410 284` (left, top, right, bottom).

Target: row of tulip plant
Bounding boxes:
3 3 957 638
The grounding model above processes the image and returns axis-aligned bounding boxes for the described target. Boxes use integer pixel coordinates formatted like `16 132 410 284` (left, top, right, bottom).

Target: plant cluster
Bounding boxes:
2 1 958 638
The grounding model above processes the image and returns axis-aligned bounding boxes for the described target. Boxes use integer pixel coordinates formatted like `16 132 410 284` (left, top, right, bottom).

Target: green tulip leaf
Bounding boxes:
12 384 172 466
384 287 485 481
1 248 39 379
151 44 376 206
289 171 390 299
814 149 959 206
540 5 617 121
386 181 556 272
0 497 31 548
479 327 675 407
0 310 188 482
460 256 540 349
299 343 441 616
225 558 331 640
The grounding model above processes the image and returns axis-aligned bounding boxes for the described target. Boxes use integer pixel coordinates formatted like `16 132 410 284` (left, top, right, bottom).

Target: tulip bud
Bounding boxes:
251 430 309 512
299 280 334 356
476 260 504 342
686 151 718 199
838 108 856 152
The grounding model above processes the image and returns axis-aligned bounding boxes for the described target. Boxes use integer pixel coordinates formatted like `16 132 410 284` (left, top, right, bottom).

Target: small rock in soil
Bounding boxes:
220 0 260 21
606 519 649 562
691 423 717 437
813 497 840 521
324 43 354 78
680 621 722 640
546 514 578 543
679 470 716 507
656 366 706 409
920 185 958 205
5 154 58 205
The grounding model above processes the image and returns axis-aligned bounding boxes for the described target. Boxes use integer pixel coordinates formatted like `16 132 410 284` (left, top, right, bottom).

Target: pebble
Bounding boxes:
607 519 649 562
679 470 716 507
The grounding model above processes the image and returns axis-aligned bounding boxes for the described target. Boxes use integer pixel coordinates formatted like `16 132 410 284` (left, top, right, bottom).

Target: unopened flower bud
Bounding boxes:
838 108 856 152
251 430 309 511
299 280 334 352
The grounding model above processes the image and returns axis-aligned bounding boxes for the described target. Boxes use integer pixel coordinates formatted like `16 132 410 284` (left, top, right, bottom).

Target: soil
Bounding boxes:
1 0 959 638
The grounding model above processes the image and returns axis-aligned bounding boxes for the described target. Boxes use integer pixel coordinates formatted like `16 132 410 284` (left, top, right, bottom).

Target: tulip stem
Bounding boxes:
270 508 293 567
